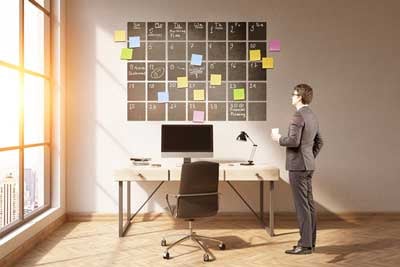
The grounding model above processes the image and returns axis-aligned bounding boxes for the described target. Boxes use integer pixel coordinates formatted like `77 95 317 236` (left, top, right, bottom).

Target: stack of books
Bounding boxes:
130 158 151 166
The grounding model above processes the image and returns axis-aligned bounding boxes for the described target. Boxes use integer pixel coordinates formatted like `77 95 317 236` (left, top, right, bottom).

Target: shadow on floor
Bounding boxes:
316 238 400 263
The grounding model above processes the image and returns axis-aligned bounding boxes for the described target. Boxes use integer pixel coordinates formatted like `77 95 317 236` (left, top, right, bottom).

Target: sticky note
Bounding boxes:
210 74 222 86
158 92 169 103
191 54 203 66
249 50 261 61
193 110 205 122
262 57 274 69
233 88 245 100
193 89 205 101
177 77 188 88
128 36 141 48
120 48 133 60
114 30 126 42
269 40 280 52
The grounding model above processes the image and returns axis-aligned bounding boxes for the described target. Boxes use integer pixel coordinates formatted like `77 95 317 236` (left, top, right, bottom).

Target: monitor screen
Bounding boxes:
161 124 213 159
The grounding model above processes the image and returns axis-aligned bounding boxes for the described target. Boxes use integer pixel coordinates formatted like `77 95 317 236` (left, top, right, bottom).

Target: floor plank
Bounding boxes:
13 216 400 267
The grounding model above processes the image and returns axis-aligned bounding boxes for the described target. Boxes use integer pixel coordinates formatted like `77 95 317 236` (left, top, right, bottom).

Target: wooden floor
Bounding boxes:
13 215 400 267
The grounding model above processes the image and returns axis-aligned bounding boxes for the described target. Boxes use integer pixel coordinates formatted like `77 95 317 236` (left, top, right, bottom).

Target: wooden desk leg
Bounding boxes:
259 180 264 223
269 181 275 236
118 181 123 237
127 181 131 223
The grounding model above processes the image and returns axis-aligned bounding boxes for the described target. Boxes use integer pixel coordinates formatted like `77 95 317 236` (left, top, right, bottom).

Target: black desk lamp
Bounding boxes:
236 131 258 166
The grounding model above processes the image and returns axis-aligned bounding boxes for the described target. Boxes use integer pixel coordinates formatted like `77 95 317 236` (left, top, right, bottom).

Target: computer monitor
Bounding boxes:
161 124 213 163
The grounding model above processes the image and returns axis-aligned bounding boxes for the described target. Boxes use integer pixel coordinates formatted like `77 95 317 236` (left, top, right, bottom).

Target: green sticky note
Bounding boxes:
120 48 133 60
233 88 245 100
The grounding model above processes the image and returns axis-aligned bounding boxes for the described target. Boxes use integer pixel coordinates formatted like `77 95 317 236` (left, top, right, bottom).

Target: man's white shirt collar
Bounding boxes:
296 104 309 111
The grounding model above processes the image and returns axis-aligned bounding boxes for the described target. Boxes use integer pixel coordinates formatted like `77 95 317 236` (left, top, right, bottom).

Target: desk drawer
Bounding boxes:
114 168 168 181
224 166 280 181
169 168 225 181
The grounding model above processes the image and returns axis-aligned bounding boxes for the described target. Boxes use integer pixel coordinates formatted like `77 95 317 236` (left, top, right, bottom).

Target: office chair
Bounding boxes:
162 161 225 262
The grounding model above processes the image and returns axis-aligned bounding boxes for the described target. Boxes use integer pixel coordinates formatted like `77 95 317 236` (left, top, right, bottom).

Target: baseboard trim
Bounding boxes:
0 214 66 267
66 212 400 222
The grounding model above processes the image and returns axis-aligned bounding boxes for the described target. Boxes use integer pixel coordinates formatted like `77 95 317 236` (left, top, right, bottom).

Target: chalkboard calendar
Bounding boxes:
126 22 268 121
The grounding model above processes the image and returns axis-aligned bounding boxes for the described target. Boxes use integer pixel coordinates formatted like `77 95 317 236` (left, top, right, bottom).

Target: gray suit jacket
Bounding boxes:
279 106 323 171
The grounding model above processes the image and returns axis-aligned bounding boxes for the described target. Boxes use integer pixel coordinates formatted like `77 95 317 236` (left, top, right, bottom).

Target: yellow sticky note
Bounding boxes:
210 74 222 86
177 77 188 88
262 57 274 69
120 48 133 60
114 30 126 42
193 89 205 101
233 88 245 100
249 50 261 61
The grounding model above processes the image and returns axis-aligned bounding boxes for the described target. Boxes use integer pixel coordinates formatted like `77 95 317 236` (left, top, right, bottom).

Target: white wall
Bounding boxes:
66 0 400 214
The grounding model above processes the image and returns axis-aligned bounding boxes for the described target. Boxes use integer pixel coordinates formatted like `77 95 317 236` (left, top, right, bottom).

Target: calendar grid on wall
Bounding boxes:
126 21 267 121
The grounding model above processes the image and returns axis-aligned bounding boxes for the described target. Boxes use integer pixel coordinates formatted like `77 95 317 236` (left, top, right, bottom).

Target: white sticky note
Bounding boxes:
272 128 280 135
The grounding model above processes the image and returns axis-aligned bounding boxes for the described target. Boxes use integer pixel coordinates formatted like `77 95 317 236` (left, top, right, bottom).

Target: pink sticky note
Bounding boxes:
269 40 281 52
192 110 205 122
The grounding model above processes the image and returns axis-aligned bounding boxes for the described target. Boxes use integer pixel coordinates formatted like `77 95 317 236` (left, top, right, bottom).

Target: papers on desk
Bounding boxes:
130 157 151 166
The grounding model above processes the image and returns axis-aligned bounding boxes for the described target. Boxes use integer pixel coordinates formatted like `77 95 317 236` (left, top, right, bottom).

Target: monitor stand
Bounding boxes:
183 157 191 164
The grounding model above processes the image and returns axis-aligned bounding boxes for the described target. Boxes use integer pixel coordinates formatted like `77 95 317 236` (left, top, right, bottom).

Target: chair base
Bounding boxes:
162 221 225 262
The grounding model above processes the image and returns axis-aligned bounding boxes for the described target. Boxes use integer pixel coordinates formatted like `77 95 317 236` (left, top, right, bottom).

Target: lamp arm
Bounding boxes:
249 144 258 163
246 134 256 145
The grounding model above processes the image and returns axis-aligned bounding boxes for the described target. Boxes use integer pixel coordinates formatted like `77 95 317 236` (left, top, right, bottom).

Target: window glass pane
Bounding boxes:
0 66 20 148
24 74 45 145
0 150 20 229
0 0 19 65
25 0 50 75
24 146 44 215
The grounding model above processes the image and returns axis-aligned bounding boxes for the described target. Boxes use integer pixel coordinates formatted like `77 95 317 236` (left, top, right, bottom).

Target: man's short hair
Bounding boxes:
294 84 313 104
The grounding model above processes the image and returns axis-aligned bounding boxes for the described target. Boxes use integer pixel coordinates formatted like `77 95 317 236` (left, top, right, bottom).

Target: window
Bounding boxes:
0 0 51 237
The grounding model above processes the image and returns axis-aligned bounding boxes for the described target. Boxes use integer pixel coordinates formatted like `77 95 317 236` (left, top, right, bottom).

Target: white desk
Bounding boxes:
114 164 280 237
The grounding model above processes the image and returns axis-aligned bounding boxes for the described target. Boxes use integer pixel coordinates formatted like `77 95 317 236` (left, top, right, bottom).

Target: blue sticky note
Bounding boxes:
128 36 141 48
158 91 169 103
191 54 203 66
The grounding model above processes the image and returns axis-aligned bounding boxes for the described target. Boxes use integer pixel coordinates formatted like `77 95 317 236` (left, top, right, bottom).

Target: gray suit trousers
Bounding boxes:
289 170 316 248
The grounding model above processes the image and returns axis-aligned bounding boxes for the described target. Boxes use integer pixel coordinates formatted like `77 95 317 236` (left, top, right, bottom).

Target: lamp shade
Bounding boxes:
236 131 248 141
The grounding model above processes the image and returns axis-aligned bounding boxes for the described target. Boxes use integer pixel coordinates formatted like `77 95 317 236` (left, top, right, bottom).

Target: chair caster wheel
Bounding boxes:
163 252 170 259
161 239 167 246
218 243 226 250
203 254 211 262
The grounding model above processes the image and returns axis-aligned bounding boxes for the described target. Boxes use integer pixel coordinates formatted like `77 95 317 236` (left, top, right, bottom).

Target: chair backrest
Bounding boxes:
176 161 219 219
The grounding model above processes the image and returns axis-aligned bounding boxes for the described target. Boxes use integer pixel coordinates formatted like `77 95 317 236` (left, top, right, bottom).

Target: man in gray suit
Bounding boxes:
272 84 323 255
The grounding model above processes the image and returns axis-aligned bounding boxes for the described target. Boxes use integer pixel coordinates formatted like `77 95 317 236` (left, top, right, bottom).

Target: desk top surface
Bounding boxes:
114 163 280 181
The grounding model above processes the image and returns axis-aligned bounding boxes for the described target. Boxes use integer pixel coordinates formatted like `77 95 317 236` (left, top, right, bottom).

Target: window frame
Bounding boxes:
0 0 52 238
